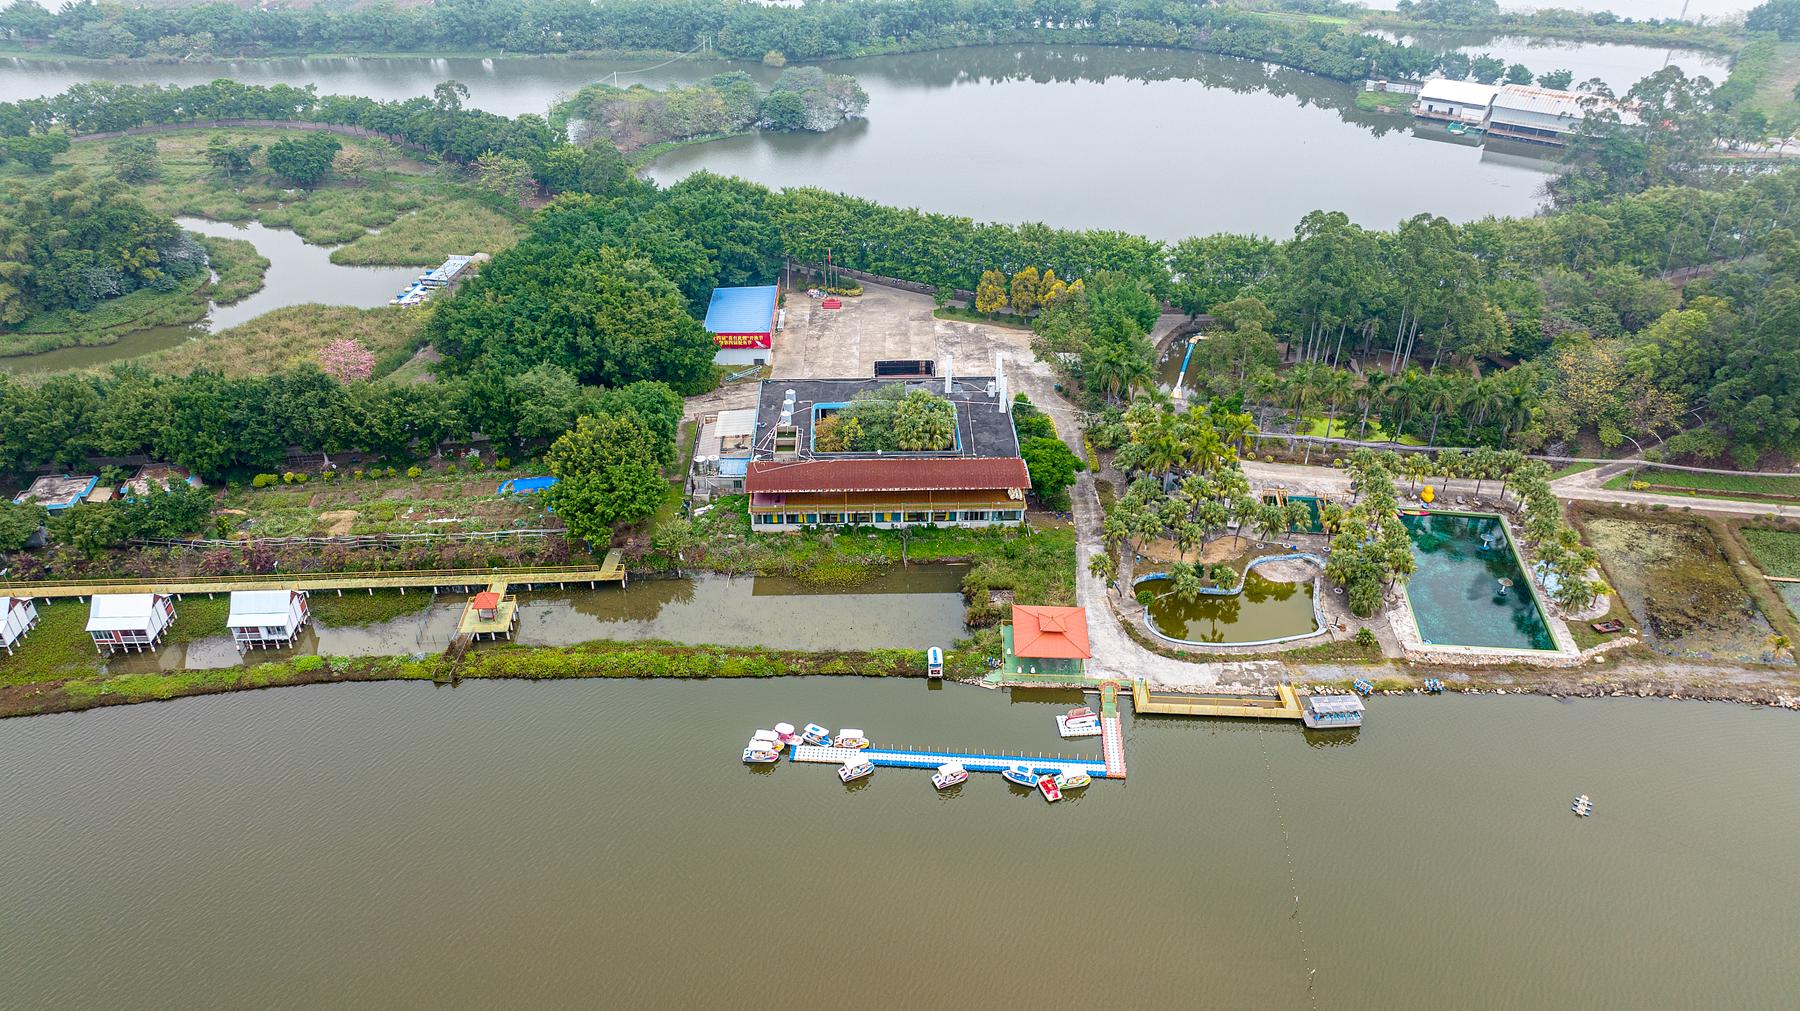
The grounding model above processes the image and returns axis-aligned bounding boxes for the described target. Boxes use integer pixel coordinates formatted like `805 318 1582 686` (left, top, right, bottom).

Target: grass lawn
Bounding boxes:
1354 90 1414 113
0 601 104 686
146 304 427 379
1609 467 1800 501
934 306 1033 330
217 464 548 538
1742 528 1800 579
1739 37 1800 132
331 201 524 265
1297 416 1421 444
1566 592 1636 651
1551 461 1599 479
309 589 436 626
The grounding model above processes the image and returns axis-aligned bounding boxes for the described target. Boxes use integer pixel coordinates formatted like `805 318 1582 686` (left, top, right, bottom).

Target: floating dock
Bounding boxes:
1100 682 1127 779
789 746 1110 779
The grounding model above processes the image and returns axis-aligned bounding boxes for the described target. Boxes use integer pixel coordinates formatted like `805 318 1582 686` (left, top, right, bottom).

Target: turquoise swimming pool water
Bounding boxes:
1401 513 1555 651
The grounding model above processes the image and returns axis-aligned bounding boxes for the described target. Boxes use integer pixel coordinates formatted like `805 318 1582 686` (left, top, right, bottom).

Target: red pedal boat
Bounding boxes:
1037 775 1063 803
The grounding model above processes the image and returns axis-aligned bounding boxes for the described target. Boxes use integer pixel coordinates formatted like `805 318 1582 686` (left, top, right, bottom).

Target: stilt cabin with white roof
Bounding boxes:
86 593 176 654
1 596 39 655
226 590 311 650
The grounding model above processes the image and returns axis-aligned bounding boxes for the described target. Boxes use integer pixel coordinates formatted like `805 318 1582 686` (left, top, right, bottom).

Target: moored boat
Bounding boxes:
833 728 871 749
1065 707 1096 722
931 763 968 790
1572 794 1594 817
751 729 785 752
1055 771 1091 791
839 757 874 783
1037 775 1063 803
1056 714 1102 738
801 723 832 745
743 743 779 763
1001 766 1039 788
773 722 801 746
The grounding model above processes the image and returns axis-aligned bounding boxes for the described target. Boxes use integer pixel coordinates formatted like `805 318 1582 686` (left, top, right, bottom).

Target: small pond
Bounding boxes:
103 567 971 674
1137 569 1319 646
1 218 420 374
1401 512 1553 651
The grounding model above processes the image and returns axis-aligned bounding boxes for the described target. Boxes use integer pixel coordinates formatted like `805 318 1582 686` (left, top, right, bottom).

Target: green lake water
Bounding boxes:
1 680 1796 1008
1139 570 1318 644
1403 512 1554 651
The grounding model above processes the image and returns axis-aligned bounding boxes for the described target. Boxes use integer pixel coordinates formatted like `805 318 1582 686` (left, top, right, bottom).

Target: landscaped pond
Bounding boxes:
1138 565 1320 646
1401 512 1554 652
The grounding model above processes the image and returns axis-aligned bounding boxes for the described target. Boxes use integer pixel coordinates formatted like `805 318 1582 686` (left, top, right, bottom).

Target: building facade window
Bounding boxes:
851 512 873 525
932 511 955 523
820 513 841 524
963 511 988 522
905 511 928 524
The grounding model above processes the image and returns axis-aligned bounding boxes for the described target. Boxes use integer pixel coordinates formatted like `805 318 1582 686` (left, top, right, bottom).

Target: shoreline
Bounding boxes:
4 639 1795 722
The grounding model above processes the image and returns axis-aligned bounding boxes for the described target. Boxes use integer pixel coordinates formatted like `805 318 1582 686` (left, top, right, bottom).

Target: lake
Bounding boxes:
0 41 1700 238
0 680 1793 1007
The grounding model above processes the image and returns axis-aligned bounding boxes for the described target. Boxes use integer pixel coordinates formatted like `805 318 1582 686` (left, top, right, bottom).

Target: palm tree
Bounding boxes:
1424 376 1466 447
1357 369 1389 441
1767 633 1792 662
1388 369 1428 442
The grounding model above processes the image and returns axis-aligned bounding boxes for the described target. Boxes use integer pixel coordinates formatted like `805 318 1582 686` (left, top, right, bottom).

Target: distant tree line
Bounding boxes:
0 0 1482 84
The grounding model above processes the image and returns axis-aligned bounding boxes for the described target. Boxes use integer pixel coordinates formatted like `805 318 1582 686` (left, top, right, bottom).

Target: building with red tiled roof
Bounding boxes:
744 372 1031 532
1001 605 1090 680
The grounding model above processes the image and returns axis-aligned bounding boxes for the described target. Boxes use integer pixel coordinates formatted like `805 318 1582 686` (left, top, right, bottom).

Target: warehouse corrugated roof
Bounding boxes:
703 285 779 334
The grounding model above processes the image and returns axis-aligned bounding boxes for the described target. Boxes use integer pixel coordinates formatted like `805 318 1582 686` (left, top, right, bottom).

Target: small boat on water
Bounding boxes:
801 723 832 745
833 728 871 750
773 721 801 746
839 757 874 783
1352 678 1374 696
1572 794 1595 817
1056 714 1103 739
931 763 968 790
751 729 785 752
1037 775 1063 803
743 743 779 764
1423 678 1445 694
1055 771 1091 791
1065 707 1096 722
1001 766 1039 788
927 646 945 680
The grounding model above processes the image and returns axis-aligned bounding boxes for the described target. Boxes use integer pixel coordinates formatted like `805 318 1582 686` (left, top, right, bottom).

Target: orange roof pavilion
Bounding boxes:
1010 605 1092 660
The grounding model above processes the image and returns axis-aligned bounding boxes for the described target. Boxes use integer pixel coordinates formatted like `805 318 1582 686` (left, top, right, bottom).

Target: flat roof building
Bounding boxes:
12 474 98 513
1413 79 1498 125
703 285 780 366
1487 84 1635 146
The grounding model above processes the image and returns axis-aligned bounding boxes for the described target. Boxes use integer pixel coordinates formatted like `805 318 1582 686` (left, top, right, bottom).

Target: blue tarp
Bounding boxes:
498 476 559 495
702 285 779 335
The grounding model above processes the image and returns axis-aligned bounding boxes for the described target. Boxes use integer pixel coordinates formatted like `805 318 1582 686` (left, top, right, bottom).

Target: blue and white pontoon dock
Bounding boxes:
789 745 1112 780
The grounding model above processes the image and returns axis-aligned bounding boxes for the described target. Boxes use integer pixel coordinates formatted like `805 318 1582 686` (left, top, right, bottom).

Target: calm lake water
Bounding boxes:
1375 31 1731 92
0 217 419 373
1138 570 1319 645
0 680 1794 1008
104 567 971 673
0 44 1572 236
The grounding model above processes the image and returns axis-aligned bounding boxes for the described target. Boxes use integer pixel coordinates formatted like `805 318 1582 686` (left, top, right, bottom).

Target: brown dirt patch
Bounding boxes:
1138 535 1259 565
318 510 358 536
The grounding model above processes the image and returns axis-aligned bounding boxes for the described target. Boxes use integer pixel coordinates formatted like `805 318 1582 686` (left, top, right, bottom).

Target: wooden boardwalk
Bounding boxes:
0 563 626 600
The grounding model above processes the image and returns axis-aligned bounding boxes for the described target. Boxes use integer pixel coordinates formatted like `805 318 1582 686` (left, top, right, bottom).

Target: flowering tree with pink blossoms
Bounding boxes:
319 338 375 383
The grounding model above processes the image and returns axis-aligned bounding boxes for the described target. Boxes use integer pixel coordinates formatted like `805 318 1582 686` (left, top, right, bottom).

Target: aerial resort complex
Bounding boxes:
2 0 1798 1002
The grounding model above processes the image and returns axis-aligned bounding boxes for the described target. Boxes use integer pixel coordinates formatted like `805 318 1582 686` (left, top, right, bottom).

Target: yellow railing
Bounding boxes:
1 564 626 600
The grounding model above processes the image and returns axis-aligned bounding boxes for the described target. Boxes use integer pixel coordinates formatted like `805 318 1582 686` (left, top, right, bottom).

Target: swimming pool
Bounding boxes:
1401 512 1555 652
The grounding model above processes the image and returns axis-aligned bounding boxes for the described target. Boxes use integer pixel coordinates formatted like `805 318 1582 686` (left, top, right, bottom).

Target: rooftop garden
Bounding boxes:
812 387 958 453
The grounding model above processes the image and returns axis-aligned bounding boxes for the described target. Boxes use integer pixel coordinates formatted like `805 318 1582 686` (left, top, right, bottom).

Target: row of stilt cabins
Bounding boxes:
64 589 312 656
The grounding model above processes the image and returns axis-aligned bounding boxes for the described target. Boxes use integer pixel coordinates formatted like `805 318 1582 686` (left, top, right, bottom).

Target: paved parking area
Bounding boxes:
773 284 1035 381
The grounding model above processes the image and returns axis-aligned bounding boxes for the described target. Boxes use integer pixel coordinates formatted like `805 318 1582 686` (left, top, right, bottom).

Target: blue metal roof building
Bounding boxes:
702 285 779 339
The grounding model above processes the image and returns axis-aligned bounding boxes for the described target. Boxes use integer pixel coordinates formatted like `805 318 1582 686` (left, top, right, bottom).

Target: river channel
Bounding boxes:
0 680 1793 1008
